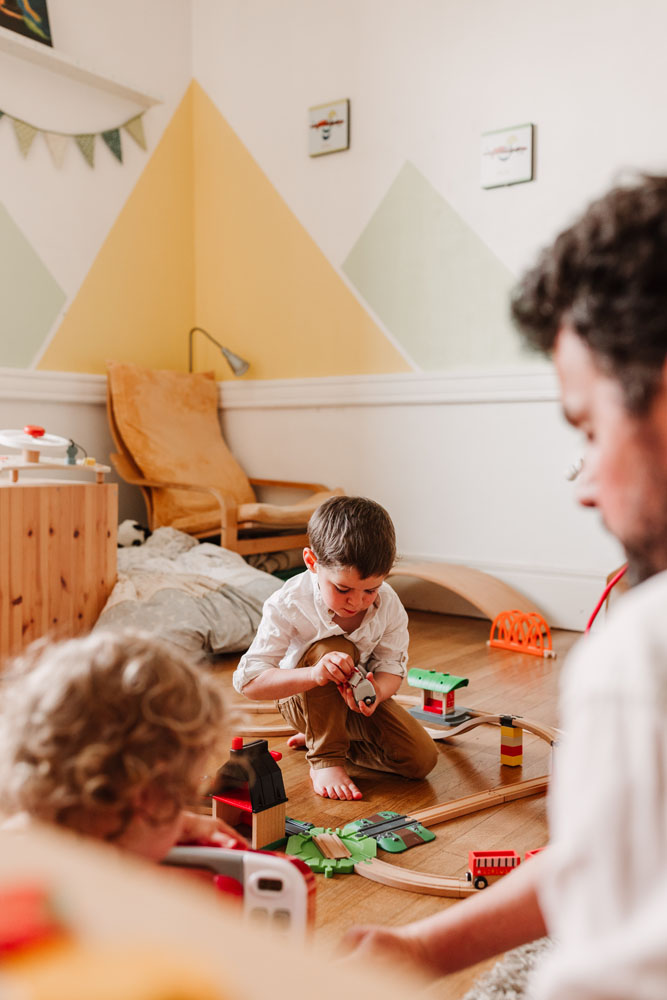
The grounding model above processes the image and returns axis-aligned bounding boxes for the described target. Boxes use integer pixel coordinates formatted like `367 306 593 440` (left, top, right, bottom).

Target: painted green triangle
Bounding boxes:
343 161 533 370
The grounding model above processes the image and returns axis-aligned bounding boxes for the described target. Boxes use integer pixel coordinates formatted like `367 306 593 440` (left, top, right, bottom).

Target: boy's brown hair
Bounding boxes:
307 495 396 578
0 631 226 841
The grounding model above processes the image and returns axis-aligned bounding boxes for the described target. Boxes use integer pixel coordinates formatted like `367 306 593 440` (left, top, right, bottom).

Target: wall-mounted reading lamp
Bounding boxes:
188 326 250 377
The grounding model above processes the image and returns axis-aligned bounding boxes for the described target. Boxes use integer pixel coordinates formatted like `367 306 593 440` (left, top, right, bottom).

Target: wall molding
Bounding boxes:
0 366 559 409
218 368 559 409
0 368 107 404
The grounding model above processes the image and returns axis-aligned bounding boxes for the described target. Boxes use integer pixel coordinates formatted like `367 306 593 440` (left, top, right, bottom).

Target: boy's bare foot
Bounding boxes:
310 765 362 800
287 732 306 749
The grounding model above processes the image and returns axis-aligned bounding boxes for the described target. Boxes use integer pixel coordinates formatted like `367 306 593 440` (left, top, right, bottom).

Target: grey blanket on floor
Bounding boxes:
95 527 281 655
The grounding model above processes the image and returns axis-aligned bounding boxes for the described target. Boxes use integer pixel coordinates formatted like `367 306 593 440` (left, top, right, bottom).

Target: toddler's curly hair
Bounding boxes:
0 631 226 841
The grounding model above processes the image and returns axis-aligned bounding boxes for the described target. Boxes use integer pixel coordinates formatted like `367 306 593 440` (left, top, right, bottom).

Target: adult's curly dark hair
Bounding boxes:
511 174 667 413
0 631 227 842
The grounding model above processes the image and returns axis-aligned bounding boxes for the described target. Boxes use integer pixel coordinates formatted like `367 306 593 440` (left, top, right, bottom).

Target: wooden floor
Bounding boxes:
209 610 580 998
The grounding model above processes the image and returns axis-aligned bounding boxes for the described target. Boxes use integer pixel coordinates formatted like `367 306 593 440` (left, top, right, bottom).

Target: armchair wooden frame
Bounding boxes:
107 387 331 556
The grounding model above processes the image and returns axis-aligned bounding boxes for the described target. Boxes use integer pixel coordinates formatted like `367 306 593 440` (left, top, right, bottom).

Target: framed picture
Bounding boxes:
0 0 52 46
308 99 349 157
480 123 534 189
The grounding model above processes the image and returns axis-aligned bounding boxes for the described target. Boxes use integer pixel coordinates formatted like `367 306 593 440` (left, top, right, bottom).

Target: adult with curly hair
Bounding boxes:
342 175 667 1000
0 631 241 860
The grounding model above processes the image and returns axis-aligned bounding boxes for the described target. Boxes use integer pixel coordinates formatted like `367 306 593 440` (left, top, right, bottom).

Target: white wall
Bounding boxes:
188 0 656 629
218 371 624 631
192 0 667 282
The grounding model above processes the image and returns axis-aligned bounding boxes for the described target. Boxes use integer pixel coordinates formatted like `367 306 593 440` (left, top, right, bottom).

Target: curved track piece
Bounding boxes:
425 711 559 746
354 857 475 897
388 561 546 622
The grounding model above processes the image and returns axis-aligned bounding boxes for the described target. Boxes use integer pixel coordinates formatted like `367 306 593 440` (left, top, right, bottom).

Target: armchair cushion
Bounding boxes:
107 361 255 530
107 361 344 541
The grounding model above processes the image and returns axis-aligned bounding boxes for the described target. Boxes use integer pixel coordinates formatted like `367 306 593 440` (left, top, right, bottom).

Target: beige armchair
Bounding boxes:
106 361 343 555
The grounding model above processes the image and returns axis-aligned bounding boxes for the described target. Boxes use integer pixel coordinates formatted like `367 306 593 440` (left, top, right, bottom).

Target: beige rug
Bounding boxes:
461 939 553 1000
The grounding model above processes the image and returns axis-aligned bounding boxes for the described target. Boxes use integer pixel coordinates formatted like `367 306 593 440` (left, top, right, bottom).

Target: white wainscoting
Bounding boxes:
0 367 623 630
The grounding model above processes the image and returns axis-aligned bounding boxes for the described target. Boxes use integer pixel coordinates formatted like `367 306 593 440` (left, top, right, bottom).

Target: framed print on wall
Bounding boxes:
480 123 534 189
308 99 350 156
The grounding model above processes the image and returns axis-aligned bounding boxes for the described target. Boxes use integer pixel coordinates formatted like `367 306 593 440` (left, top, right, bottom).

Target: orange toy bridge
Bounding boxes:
488 610 556 659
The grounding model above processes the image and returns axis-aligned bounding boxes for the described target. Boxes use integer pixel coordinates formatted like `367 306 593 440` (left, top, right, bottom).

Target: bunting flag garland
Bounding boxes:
75 133 95 168
102 128 122 163
43 131 67 168
0 108 149 168
12 118 37 157
123 114 147 151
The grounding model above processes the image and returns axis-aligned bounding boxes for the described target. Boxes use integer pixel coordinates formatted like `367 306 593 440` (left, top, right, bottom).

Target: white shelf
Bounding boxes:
0 27 160 109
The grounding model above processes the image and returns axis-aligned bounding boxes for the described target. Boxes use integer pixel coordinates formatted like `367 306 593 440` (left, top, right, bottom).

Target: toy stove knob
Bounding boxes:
23 425 45 438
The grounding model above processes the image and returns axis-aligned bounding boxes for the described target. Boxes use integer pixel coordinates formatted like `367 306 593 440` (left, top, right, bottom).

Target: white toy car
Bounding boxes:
347 667 376 707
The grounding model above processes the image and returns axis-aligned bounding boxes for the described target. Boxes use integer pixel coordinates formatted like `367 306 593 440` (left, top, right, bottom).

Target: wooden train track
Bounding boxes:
424 710 559 747
353 775 549 896
410 774 548 827
354 857 475 897
234 702 559 747
231 698 555 898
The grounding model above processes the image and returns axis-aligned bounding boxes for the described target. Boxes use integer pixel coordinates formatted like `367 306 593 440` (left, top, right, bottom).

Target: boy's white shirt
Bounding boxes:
232 570 408 694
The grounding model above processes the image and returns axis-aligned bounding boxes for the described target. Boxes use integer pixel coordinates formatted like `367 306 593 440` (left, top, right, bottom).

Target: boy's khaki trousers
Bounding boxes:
277 637 438 778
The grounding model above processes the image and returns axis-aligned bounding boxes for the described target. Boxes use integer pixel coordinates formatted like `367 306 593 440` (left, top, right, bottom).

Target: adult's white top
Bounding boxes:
534 570 667 1000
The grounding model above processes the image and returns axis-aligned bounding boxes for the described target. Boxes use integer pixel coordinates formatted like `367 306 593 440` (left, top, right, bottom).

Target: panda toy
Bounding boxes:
117 520 152 547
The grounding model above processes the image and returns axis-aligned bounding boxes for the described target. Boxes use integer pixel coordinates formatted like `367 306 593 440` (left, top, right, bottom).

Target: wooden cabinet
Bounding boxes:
0 481 117 663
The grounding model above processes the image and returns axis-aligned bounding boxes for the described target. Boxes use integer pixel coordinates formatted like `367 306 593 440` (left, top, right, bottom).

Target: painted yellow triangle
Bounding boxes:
38 87 195 374
192 82 410 378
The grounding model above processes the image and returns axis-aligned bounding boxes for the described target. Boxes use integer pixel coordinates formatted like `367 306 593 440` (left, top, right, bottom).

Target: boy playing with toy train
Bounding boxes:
233 496 437 800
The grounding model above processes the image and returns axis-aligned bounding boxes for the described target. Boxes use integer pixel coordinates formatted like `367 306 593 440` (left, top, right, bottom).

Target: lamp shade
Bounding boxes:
188 327 249 377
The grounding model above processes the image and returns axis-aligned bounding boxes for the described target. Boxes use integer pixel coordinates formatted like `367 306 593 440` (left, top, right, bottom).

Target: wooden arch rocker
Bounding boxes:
387 562 546 622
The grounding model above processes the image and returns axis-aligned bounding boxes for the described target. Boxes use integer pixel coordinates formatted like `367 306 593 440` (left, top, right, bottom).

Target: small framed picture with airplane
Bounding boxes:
308 98 350 157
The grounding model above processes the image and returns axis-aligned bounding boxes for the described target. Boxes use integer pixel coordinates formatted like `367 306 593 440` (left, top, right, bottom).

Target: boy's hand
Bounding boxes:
338 672 378 716
310 651 356 686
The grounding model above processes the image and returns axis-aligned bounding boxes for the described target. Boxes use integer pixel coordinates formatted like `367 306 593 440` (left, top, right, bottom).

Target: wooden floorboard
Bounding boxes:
207 609 580 998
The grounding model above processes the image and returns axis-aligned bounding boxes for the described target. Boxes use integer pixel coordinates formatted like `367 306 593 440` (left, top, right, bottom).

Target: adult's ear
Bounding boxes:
303 547 317 572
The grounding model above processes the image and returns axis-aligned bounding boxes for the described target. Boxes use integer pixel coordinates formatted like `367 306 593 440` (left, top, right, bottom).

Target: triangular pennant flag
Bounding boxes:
123 114 146 151
101 128 122 163
12 119 38 157
75 133 95 168
43 131 68 168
